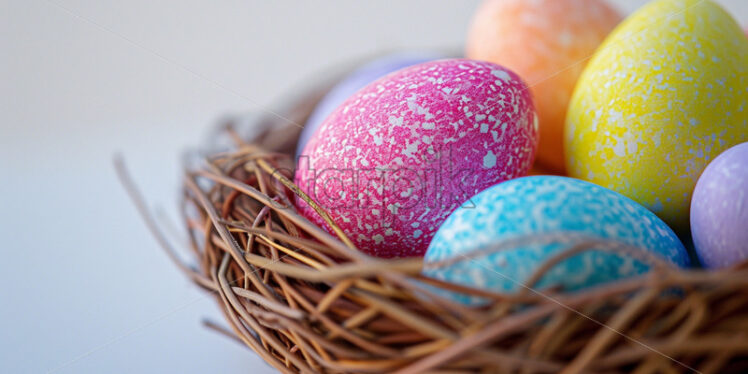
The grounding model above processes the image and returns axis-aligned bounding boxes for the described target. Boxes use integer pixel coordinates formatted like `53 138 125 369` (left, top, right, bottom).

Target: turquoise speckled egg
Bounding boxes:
423 176 689 305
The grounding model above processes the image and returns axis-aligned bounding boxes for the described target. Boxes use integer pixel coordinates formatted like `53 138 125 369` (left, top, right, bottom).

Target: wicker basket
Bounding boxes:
124 68 748 374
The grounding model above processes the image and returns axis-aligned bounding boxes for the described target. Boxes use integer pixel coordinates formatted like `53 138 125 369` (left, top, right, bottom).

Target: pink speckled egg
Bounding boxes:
295 59 538 258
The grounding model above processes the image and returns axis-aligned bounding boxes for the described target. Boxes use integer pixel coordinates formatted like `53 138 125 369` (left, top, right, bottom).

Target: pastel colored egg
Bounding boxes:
296 52 443 157
295 59 538 258
466 0 621 173
566 0 748 233
423 176 689 305
527 164 558 176
691 142 748 268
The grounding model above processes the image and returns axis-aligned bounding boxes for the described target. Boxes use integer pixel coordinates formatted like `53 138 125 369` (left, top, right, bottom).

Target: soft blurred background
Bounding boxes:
1 1 746 373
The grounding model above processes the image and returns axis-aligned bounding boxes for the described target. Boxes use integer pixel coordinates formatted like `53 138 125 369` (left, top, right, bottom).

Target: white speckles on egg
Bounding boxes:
423 176 689 305
491 69 512 82
295 59 538 258
483 151 497 168
566 0 748 231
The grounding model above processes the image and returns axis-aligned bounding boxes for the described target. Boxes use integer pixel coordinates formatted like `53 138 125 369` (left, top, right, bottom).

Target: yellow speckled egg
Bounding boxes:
466 0 622 173
566 0 748 233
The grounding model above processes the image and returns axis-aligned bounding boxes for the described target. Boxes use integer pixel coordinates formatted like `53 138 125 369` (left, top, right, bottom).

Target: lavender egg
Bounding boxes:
296 52 443 157
691 142 748 268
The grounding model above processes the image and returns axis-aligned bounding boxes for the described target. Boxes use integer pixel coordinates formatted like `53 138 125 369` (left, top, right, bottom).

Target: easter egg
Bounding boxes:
566 0 748 233
423 176 689 305
691 142 748 268
466 0 621 173
297 52 443 157
295 59 538 258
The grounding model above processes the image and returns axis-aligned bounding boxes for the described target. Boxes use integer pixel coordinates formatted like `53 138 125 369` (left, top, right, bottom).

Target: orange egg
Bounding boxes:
466 0 622 173
528 163 561 177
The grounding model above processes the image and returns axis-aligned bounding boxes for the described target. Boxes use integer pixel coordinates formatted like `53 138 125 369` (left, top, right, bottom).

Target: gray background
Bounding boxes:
1 1 746 373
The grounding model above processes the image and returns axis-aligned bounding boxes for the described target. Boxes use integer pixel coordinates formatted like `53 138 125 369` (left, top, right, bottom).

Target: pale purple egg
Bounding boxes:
691 142 748 268
294 59 538 258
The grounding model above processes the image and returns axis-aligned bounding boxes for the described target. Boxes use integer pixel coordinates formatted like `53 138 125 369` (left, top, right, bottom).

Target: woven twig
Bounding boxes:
122 80 748 374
